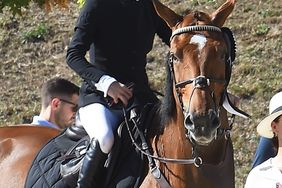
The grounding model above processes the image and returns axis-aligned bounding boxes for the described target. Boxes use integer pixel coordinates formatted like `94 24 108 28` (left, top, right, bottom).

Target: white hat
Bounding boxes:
257 91 282 138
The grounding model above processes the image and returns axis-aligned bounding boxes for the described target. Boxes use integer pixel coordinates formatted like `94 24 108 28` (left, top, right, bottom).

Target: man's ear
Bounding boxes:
50 98 60 109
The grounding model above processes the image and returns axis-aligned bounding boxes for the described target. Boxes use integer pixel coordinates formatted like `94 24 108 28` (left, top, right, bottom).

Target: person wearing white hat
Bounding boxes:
252 91 282 168
245 91 282 188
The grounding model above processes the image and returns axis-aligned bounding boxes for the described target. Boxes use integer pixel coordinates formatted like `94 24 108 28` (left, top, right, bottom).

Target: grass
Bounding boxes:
0 0 281 187
22 22 49 42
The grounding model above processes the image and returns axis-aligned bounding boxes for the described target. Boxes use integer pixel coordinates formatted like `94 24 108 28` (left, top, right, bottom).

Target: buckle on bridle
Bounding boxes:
193 156 203 167
192 76 210 88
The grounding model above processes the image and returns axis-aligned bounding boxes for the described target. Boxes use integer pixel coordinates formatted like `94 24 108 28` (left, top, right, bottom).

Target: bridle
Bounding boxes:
168 53 227 114
170 25 222 41
123 25 234 169
168 25 228 114
169 24 234 148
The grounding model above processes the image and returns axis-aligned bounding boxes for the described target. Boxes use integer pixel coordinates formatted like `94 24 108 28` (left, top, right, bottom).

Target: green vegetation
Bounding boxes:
22 22 49 42
0 0 281 187
0 0 69 15
255 23 270 35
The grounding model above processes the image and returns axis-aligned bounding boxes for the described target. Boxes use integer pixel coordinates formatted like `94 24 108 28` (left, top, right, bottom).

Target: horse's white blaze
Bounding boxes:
190 34 207 53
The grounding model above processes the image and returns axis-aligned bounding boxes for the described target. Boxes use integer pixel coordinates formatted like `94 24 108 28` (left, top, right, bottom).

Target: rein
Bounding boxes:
121 106 233 169
121 107 202 167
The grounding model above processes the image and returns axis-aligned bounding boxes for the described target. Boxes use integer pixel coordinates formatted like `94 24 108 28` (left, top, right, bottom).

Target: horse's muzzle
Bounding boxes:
184 110 219 145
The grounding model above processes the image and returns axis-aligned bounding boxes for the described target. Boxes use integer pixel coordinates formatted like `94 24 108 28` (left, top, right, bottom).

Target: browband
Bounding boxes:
170 25 222 41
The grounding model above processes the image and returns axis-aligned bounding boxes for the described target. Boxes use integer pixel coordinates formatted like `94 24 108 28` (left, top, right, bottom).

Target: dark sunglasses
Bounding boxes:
59 98 78 112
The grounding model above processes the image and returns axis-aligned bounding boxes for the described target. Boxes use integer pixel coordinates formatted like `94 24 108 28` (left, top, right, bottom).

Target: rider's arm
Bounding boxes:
66 0 105 83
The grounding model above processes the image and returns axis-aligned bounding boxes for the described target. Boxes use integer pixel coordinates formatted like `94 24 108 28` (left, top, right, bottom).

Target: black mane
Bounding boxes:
159 54 177 126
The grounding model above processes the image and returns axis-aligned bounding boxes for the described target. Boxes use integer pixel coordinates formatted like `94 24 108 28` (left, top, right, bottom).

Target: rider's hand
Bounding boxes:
107 81 133 107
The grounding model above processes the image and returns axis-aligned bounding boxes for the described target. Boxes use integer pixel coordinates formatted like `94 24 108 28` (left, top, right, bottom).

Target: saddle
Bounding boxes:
25 103 157 188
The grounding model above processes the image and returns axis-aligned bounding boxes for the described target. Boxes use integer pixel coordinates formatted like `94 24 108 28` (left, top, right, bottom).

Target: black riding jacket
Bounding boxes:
66 0 171 107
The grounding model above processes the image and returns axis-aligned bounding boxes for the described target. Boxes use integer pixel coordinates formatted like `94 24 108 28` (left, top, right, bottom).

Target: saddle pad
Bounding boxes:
25 126 146 188
25 130 78 188
25 104 155 188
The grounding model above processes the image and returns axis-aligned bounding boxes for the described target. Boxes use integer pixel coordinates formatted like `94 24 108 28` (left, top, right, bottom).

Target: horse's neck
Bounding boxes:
155 117 192 157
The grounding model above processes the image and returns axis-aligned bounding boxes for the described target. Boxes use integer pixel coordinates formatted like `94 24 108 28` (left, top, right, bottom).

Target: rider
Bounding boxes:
66 0 171 186
31 77 79 130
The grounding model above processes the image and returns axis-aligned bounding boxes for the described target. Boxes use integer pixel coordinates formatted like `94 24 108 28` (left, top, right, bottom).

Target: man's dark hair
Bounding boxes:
41 77 79 108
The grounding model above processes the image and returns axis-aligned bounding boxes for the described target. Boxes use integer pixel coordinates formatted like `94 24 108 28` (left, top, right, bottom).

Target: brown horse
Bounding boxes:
139 0 239 187
0 125 59 188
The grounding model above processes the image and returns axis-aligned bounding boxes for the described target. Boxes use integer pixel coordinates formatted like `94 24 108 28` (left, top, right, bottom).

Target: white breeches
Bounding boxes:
78 103 122 154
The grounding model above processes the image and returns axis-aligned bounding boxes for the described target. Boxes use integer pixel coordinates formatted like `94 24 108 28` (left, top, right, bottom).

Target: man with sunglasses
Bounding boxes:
31 77 79 130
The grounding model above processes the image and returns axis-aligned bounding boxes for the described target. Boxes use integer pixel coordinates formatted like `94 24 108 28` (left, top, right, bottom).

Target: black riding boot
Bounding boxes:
77 139 107 188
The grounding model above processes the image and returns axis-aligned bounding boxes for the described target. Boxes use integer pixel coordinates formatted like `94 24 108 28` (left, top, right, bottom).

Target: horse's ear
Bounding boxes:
152 0 182 28
210 0 235 27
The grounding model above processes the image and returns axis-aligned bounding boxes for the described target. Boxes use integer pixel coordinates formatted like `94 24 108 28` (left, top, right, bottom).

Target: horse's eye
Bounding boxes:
174 54 182 63
173 55 180 62
170 53 180 63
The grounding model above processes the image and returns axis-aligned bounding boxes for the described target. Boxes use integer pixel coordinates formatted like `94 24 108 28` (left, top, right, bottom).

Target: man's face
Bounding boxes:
55 94 79 129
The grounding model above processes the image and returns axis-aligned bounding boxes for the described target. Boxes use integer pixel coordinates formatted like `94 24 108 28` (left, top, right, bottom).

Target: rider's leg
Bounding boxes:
76 103 122 187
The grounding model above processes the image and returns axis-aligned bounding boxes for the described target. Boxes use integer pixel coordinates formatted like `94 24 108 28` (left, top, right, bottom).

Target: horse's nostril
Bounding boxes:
184 115 194 129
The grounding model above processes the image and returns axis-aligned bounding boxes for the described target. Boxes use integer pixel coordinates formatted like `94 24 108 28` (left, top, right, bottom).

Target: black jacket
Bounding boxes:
66 0 171 107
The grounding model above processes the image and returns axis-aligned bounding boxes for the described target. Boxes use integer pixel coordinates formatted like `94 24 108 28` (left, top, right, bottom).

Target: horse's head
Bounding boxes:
154 0 236 145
